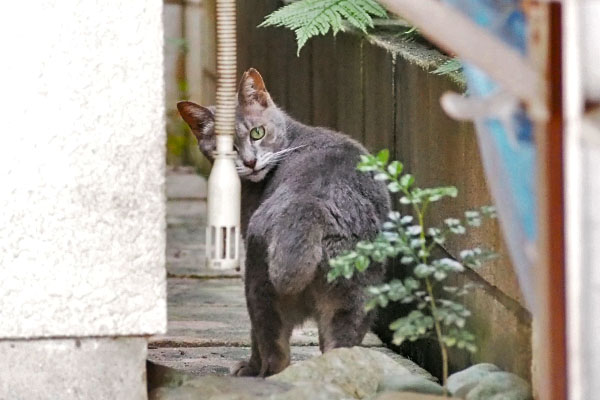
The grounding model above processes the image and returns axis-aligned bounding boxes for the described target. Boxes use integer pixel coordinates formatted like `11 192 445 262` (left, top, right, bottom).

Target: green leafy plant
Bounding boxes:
432 57 463 76
260 0 387 55
328 149 498 391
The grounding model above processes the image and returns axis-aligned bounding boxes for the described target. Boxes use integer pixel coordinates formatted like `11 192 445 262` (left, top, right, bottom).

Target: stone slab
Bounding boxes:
147 345 429 380
148 346 322 377
152 309 382 348
150 278 382 348
167 278 246 308
166 241 241 278
0 337 147 400
166 201 242 278
166 172 207 200
166 200 207 223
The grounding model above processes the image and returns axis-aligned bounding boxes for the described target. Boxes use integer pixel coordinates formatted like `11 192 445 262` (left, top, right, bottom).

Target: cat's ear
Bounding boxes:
238 68 273 109
177 101 215 140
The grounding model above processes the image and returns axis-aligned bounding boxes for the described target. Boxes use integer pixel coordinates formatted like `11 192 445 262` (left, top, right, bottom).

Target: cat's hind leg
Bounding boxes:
239 232 294 377
265 200 325 296
316 289 375 352
231 329 261 376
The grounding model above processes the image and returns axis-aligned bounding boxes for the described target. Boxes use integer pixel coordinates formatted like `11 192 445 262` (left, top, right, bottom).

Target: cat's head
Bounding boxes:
177 68 288 182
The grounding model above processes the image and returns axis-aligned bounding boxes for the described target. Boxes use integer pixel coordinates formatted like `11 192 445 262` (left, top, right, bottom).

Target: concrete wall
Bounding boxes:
1 338 148 400
0 1 166 398
237 0 531 382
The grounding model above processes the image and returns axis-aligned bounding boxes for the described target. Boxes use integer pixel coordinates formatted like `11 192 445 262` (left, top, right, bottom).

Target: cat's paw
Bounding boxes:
231 360 260 377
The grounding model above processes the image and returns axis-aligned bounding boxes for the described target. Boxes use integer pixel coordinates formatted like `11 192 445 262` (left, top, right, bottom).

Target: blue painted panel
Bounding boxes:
442 0 537 309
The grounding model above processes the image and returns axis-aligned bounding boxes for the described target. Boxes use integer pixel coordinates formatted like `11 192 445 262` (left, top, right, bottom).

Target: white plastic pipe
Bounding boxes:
206 0 241 270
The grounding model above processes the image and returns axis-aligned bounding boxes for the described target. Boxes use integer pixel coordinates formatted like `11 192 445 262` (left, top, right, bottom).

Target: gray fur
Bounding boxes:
177 68 390 377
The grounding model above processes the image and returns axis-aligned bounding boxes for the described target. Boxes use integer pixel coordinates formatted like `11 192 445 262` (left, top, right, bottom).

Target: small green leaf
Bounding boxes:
327 270 338 282
401 256 414 265
400 215 413 225
480 205 497 218
355 255 370 272
443 336 457 347
376 149 389 164
434 270 447 281
387 181 401 193
466 343 478 353
400 174 414 189
382 221 396 230
388 211 401 221
406 225 422 236
357 163 377 172
414 263 433 278
387 161 403 177
417 248 429 258
356 242 375 252
399 196 412 204
410 238 425 248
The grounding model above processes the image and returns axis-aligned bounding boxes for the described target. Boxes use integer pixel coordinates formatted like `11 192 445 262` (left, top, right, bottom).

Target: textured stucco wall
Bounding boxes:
0 1 166 338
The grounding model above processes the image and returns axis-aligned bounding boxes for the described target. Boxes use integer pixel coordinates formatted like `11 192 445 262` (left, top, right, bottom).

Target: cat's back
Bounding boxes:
267 121 390 224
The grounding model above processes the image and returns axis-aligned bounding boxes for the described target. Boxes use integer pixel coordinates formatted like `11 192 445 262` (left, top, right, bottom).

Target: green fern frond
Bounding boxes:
432 58 463 76
260 0 387 55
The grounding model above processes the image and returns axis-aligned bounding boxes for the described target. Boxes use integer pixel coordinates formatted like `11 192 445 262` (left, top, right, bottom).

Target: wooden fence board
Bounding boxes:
363 42 396 155
285 39 313 124
263 0 289 109
335 34 365 143
311 35 338 129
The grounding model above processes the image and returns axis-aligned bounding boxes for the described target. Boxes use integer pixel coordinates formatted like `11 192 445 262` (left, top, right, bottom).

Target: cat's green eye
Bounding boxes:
250 126 266 141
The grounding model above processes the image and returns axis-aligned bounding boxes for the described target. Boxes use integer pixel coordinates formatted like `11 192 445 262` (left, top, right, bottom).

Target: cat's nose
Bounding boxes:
243 159 257 170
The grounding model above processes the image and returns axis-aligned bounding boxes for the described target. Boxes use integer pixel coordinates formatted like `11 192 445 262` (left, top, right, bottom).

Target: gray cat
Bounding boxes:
177 68 390 377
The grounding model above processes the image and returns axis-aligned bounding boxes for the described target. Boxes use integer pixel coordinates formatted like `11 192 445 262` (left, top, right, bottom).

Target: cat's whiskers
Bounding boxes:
235 145 306 178
260 145 306 167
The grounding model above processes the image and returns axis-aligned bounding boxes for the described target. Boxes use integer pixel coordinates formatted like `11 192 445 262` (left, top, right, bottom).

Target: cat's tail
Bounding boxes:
265 201 324 296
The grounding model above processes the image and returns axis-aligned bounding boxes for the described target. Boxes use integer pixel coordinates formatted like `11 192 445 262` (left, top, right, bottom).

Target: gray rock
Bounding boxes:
269 347 412 399
378 374 444 395
375 393 447 400
148 347 432 400
447 363 501 396
148 374 352 400
466 372 532 400
265 382 353 400
149 376 292 400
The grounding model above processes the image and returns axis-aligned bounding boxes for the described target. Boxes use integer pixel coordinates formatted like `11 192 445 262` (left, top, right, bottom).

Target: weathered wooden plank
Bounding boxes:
236 0 269 74
377 0 540 108
335 33 365 143
311 35 338 129
285 38 313 124
393 56 412 169
261 0 289 109
400 61 430 180
363 41 395 156
392 57 532 380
